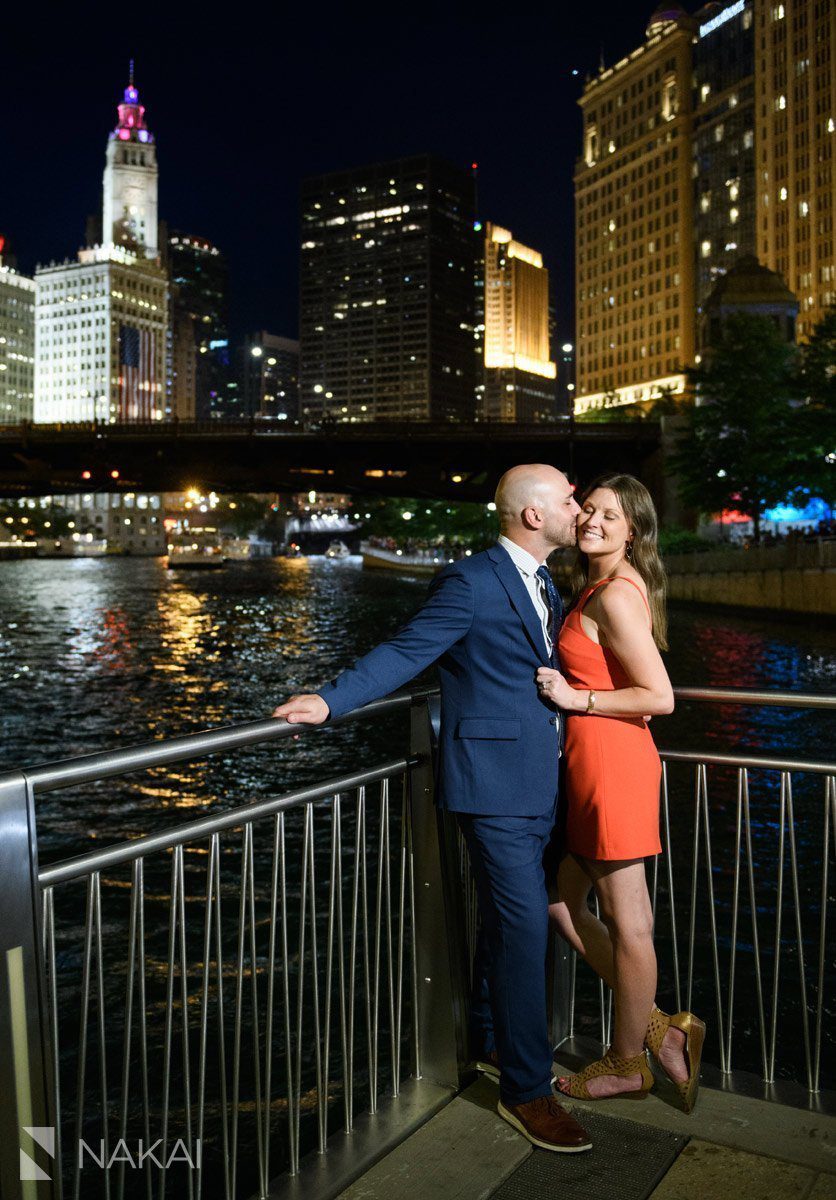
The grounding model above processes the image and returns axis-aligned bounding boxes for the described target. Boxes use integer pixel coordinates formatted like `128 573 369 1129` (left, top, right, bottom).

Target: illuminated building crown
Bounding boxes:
110 62 154 146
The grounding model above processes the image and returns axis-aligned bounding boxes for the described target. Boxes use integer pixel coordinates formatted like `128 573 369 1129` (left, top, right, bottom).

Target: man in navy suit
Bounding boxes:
273 464 591 1153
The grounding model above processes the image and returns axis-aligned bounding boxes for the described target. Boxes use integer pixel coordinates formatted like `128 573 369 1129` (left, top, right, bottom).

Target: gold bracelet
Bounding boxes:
586 690 597 713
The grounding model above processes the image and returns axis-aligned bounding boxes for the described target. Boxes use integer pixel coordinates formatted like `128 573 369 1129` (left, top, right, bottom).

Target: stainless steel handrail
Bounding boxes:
38 760 415 887
13 688 436 795
672 687 836 709
660 749 836 774
11 685 834 798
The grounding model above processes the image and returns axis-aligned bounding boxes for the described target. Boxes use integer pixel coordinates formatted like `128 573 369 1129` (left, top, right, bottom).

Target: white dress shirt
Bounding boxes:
497 535 553 658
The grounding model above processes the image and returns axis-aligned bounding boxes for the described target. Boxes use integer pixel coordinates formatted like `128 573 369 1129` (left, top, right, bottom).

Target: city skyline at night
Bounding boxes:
1 3 660 344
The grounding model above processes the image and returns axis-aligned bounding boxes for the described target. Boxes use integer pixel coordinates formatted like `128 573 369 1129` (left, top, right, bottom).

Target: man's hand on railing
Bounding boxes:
272 694 330 724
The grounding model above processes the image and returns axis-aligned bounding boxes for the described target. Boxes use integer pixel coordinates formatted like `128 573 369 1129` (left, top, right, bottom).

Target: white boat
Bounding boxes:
166 533 225 570
360 543 445 575
325 540 352 560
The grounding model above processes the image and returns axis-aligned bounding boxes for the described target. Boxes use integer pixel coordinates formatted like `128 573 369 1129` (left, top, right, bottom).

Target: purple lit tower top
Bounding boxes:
102 62 159 257
111 63 154 146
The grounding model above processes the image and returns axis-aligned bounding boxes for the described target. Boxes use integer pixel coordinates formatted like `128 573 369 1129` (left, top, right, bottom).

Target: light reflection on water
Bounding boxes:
1 554 833 880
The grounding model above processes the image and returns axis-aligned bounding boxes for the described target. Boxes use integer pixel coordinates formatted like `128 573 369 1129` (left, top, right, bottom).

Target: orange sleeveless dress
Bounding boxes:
558 577 662 861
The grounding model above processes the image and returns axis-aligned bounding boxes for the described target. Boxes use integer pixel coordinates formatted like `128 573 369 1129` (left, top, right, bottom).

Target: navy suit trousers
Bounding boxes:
457 805 556 1105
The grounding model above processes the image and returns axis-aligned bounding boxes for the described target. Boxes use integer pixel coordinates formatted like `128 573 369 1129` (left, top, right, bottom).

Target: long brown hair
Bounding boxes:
570 473 668 650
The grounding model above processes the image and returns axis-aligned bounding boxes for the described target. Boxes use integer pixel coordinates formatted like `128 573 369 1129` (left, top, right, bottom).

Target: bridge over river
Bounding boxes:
0 419 663 503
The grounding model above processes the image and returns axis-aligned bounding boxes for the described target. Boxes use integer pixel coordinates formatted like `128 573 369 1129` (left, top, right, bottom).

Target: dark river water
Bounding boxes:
0 557 833 1195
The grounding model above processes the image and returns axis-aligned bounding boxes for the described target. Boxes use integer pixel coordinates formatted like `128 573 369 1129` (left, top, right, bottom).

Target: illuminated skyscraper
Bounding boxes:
244 332 300 421
34 70 167 423
0 239 35 422
102 63 159 260
692 1 757 308
482 223 556 421
167 232 230 418
574 5 697 416
300 155 478 423
755 0 836 339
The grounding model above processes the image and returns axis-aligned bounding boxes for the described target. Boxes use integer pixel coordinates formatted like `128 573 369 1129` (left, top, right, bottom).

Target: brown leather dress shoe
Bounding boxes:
497 1094 592 1153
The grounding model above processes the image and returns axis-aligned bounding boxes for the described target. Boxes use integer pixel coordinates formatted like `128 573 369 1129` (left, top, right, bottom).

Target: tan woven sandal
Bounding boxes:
644 1004 706 1114
556 1047 654 1100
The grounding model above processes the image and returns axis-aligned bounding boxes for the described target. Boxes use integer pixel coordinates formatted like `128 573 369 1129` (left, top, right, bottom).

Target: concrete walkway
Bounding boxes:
336 1067 836 1200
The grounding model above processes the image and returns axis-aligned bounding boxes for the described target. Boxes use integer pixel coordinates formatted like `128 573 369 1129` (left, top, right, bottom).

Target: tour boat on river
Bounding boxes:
361 542 447 574
166 532 225 570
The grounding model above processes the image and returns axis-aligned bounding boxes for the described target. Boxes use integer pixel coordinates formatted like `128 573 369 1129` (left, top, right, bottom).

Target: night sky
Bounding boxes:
2 2 665 343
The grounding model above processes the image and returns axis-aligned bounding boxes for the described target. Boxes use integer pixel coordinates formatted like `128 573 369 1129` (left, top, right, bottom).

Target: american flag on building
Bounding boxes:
118 324 156 420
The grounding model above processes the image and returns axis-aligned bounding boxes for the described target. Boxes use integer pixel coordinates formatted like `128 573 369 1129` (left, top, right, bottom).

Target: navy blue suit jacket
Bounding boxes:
317 543 561 816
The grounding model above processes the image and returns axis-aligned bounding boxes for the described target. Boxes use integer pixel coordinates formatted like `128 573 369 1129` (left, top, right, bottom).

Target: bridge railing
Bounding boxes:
0 686 833 1200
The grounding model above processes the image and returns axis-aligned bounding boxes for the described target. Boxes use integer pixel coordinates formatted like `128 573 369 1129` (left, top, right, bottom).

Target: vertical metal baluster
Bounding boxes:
196 836 217 1200
768 773 788 1084
277 813 297 1174
741 770 769 1085
813 778 835 1093
304 805 324 1155
725 770 745 1074
263 817 281 1188
347 790 363 1125
372 784 387 1107
230 826 249 1189
135 860 152 1200
212 838 231 1200
699 764 726 1072
293 805 311 1166
382 781 398 1096
72 875 95 1200
686 765 702 1015
394 776 408 1087
360 790 374 1112
785 776 813 1090
322 797 339 1150
660 763 681 1010
333 797 349 1132
405 782 420 1079
117 863 141 1200
175 846 195 1200
42 887 64 1200
160 852 180 1200
593 894 607 1047
93 873 111 1199
244 824 265 1193
568 951 577 1039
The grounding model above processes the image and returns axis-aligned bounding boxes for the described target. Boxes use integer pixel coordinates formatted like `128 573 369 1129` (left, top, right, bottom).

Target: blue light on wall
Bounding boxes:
763 495 831 523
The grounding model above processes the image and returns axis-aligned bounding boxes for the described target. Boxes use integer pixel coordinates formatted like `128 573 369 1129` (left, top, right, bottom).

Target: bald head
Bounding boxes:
494 463 579 556
495 464 569 528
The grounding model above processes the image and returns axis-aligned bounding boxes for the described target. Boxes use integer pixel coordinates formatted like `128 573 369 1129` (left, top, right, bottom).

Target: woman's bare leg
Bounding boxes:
558 858 655 1098
549 854 615 988
551 854 688 1092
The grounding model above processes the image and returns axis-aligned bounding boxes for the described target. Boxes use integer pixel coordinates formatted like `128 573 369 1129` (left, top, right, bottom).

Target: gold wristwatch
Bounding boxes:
586 690 597 713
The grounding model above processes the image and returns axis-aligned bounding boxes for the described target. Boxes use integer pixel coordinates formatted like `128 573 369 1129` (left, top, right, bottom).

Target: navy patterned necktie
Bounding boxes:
536 565 563 663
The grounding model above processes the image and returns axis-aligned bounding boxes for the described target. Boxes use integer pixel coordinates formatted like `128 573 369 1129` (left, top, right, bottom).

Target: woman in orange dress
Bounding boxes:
536 473 704 1111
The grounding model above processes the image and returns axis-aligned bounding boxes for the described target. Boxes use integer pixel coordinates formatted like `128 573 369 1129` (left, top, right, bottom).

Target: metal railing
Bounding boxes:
0 694 465 1200
0 685 833 1200
549 687 836 1099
